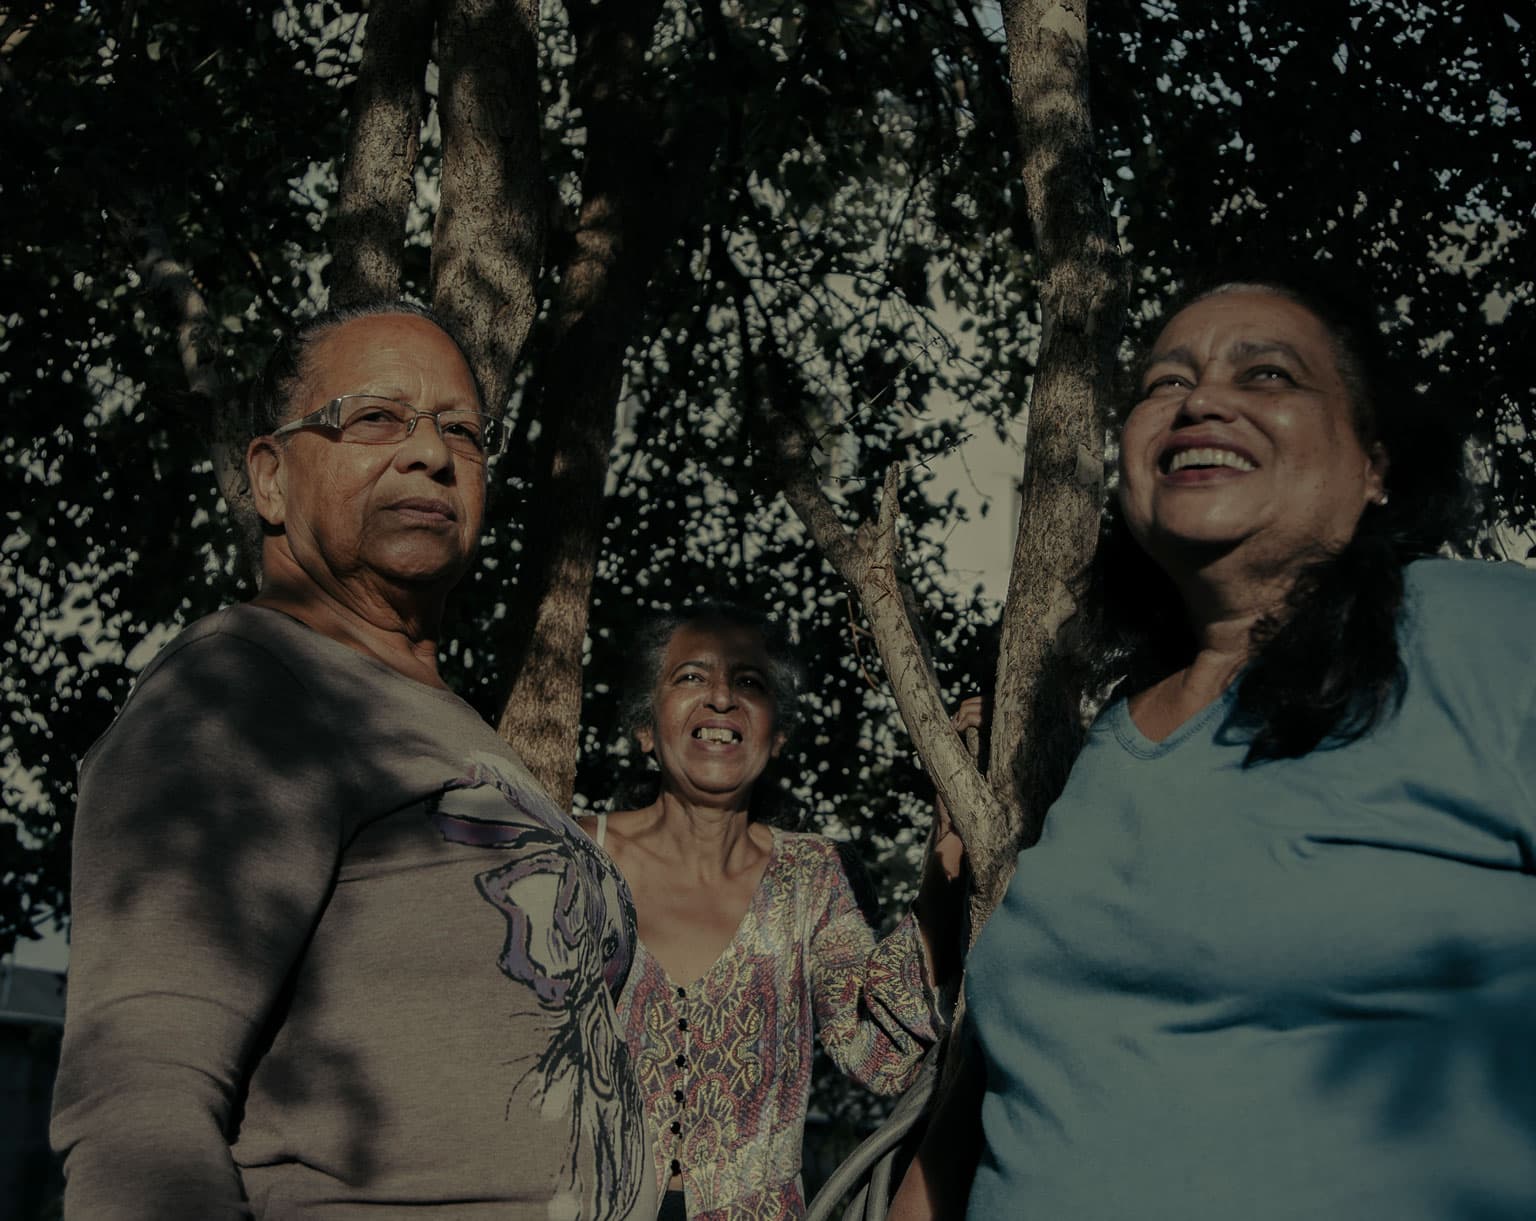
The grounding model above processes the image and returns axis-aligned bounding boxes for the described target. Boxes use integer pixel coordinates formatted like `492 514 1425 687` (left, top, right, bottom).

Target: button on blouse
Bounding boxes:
613 830 943 1218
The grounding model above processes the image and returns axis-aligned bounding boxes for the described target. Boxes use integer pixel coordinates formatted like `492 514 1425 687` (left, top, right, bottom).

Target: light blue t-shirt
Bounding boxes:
967 558 1536 1220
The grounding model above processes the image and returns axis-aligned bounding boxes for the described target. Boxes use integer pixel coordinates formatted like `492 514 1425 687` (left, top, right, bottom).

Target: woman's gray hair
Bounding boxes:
617 602 806 743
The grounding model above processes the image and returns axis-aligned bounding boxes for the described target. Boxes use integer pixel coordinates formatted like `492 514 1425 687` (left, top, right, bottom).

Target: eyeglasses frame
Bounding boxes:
267 393 507 461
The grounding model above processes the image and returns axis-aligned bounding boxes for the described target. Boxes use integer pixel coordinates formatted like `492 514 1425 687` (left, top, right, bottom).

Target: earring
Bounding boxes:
1375 492 1390 507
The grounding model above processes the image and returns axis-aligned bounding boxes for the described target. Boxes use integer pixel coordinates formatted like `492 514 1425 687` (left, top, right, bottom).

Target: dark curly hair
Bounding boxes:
613 601 806 824
1028 266 1480 806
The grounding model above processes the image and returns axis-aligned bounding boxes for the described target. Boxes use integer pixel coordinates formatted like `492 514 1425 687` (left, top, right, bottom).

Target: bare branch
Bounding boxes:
764 404 1009 897
331 0 434 304
719 177 1014 907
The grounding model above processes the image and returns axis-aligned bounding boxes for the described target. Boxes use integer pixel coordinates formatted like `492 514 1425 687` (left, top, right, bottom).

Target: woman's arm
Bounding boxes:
889 1022 986 1220
810 850 946 1094
50 634 344 1219
811 698 984 1091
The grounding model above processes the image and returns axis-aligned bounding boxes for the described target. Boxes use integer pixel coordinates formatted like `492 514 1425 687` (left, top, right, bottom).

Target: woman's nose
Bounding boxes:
394 413 454 471
1175 379 1239 423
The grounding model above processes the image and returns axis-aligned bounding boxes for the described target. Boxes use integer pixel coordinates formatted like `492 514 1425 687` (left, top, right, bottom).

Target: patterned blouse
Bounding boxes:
598 821 943 1219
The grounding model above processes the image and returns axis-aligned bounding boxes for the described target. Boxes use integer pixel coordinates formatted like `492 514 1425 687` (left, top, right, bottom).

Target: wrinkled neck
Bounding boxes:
253 549 446 687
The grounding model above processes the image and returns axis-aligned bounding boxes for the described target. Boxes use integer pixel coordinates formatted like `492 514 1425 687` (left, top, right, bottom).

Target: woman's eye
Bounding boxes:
442 419 484 445
1246 366 1295 384
1141 375 1187 395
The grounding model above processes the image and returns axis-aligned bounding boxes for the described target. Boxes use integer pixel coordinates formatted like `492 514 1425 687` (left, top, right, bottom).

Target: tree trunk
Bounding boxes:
331 0 435 305
494 0 706 808
989 0 1125 883
429 0 545 415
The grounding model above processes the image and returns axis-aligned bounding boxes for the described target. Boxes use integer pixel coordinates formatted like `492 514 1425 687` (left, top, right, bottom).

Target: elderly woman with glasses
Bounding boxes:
51 302 656 1220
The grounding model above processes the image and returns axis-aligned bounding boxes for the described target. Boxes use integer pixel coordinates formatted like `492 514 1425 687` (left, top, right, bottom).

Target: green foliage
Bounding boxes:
2 1 349 954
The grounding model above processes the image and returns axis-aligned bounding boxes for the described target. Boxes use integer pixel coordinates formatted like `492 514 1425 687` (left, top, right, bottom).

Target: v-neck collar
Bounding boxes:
1111 684 1239 760
636 826 782 992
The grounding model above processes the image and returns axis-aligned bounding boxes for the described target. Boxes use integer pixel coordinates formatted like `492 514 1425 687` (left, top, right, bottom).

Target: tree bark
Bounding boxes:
494 0 706 808
767 439 1014 903
331 0 435 305
990 0 1125 876
429 0 545 415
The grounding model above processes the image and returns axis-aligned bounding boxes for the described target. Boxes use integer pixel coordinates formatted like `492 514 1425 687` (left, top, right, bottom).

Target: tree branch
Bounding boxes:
429 0 545 413
331 0 435 304
494 0 713 805
776 444 1011 891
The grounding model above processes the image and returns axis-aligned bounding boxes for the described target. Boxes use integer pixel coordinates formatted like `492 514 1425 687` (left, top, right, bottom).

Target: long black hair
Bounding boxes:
1028 268 1479 807
613 601 807 825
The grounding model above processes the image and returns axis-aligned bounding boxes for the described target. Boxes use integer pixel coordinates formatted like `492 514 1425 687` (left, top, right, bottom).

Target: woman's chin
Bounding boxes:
1143 521 1253 567
365 545 473 588
667 770 759 806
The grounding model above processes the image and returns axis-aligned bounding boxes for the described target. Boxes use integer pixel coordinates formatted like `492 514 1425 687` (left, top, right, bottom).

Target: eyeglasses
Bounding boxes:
269 394 507 461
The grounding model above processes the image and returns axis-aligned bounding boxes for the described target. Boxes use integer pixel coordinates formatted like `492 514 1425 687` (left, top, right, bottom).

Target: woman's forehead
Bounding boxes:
1142 289 1348 391
304 313 478 404
1156 289 1332 353
663 620 771 666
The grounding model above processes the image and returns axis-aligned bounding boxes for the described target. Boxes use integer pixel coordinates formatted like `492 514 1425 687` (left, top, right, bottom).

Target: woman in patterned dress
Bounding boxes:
583 603 965 1220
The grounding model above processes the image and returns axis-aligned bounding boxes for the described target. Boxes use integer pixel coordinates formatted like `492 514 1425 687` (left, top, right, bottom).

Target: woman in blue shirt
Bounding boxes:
893 270 1536 1220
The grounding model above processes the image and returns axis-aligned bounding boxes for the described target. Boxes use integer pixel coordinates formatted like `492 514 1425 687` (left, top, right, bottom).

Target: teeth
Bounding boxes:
1168 447 1255 473
694 727 740 743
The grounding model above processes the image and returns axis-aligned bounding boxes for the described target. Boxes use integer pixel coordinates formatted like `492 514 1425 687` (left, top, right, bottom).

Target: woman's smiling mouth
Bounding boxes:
693 726 743 744
1161 446 1257 475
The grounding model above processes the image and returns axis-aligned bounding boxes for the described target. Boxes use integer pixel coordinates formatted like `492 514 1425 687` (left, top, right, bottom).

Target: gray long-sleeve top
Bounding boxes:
52 604 656 1219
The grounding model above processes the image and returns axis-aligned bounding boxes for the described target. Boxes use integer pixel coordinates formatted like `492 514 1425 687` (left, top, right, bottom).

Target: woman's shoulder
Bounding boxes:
580 807 659 857
756 829 845 892
772 831 881 908
82 608 343 776
771 827 842 864
1400 558 1536 702
118 605 308 698
138 604 346 680
1406 554 1536 598
1403 557 1536 640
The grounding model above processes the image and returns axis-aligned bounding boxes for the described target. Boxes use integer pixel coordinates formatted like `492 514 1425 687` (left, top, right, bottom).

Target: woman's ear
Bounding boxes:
635 725 655 755
247 437 287 527
771 730 787 760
